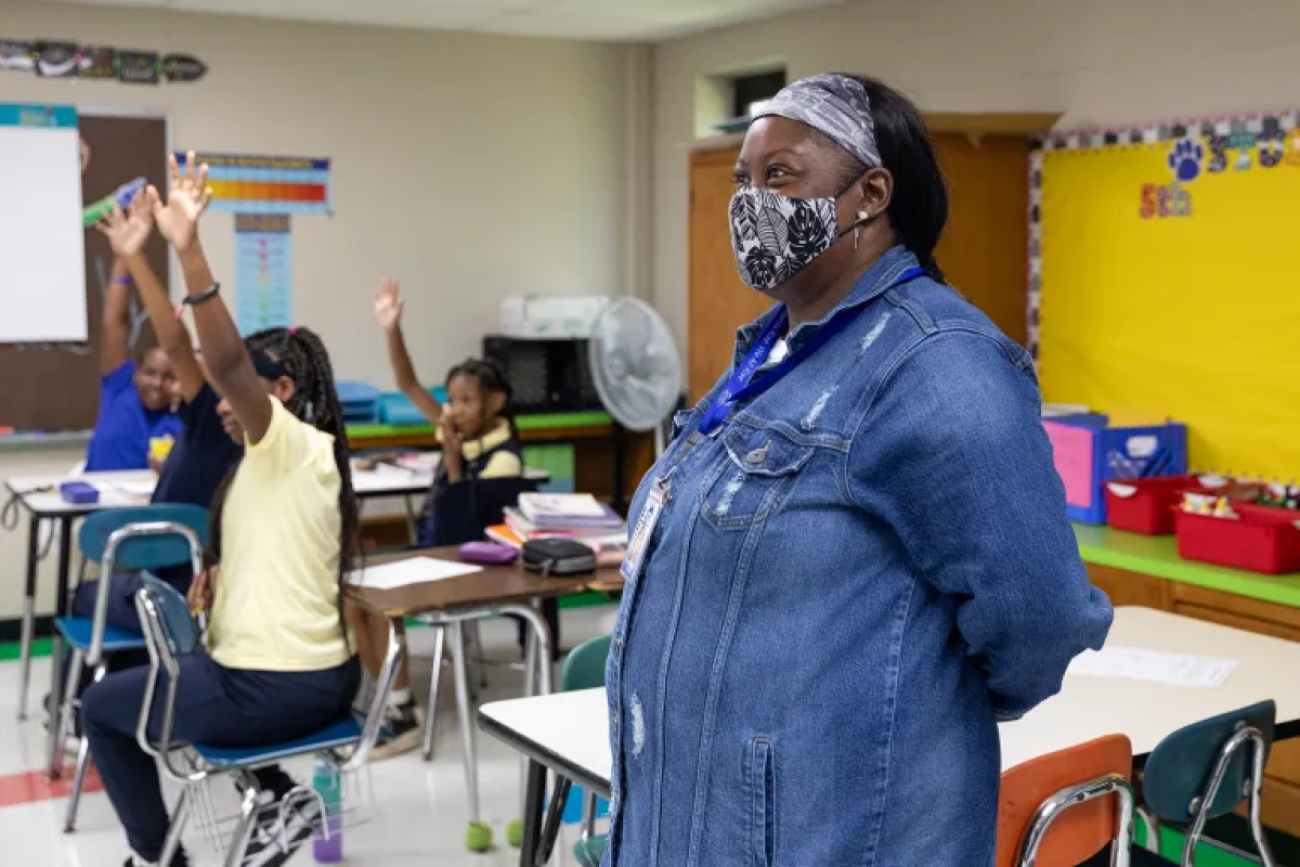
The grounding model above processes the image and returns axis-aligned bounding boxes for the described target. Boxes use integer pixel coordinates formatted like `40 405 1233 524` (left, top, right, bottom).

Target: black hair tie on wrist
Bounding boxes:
183 281 222 307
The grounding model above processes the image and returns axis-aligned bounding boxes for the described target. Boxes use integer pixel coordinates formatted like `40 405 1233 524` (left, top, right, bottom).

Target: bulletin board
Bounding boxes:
1031 113 1300 479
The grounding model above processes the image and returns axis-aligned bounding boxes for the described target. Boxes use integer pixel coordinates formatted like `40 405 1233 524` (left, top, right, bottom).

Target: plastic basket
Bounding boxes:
1175 506 1300 575
187 760 374 859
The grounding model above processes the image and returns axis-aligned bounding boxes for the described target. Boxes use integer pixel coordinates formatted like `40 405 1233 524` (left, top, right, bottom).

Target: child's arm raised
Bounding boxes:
374 278 443 426
99 257 133 376
96 195 205 403
149 153 274 444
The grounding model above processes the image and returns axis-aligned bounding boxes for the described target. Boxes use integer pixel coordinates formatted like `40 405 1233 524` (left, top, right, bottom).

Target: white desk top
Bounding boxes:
4 470 157 517
5 460 439 517
480 607 1300 794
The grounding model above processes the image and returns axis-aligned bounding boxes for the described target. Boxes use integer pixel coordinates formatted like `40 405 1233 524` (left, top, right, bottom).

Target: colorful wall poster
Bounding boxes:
1033 110 1300 478
175 152 330 214
234 214 292 335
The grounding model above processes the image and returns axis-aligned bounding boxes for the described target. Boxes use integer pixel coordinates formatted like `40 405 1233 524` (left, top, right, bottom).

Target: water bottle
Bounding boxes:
311 757 343 863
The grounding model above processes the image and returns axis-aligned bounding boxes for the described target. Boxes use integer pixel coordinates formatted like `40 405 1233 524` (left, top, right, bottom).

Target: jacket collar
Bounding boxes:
732 245 921 368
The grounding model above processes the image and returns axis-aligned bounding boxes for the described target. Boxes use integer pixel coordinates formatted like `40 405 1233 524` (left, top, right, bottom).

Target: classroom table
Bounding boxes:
0 459 457 735
345 547 623 835
480 606 1300 867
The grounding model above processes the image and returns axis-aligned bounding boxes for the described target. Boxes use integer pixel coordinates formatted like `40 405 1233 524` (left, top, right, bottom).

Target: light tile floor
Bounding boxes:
0 607 613 866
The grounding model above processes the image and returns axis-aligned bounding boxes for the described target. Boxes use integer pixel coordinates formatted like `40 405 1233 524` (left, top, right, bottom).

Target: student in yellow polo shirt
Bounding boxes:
81 154 359 867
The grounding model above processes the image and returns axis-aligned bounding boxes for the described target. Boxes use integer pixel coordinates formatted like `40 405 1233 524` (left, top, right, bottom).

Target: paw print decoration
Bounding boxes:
1167 138 1205 182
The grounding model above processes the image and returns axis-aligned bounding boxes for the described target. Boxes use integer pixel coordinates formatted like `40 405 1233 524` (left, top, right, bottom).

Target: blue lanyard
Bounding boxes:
697 266 927 436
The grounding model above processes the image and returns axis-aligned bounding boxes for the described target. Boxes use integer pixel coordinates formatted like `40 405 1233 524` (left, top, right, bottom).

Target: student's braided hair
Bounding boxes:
446 357 517 440
206 326 359 647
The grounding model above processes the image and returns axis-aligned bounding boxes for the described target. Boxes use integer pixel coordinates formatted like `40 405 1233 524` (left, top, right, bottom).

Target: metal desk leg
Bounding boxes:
451 621 481 826
537 776 572 866
45 517 73 778
519 758 548 867
17 514 40 720
421 623 447 761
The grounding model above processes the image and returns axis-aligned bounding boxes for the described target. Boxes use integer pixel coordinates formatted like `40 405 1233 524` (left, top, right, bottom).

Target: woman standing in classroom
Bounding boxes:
603 74 1113 867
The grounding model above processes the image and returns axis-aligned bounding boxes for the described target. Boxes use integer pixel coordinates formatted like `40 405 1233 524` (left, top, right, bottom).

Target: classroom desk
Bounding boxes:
347 413 655 513
1075 523 1300 833
1 461 451 730
480 607 1300 867
3 470 155 727
345 547 623 833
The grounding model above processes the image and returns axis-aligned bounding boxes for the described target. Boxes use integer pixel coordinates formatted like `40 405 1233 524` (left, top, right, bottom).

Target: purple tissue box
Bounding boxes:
60 481 100 505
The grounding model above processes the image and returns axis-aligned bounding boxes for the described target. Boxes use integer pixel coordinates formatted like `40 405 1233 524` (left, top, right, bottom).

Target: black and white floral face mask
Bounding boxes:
729 185 861 292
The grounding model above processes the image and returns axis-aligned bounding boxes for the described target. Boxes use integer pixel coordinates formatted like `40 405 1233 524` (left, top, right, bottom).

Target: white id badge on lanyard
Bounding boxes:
622 480 667 583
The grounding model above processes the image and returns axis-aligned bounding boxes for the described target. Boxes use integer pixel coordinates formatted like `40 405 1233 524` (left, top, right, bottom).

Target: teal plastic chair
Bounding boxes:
53 504 208 833
1141 700 1278 867
563 634 612 867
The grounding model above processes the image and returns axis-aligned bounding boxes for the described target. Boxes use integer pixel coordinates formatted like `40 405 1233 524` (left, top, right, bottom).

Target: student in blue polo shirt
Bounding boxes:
84 257 183 472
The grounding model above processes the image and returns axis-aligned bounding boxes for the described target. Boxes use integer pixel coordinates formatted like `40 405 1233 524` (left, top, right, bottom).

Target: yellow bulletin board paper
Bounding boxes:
1036 121 1300 479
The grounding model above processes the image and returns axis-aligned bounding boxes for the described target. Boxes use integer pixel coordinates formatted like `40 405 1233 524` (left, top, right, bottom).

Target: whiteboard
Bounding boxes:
0 105 87 343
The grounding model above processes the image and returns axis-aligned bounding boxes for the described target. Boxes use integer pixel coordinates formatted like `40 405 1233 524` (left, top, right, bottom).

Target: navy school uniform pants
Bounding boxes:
82 654 360 862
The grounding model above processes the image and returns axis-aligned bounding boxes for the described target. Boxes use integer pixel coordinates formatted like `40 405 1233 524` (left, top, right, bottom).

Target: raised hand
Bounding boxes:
148 151 212 251
94 191 153 257
373 278 404 333
442 423 464 482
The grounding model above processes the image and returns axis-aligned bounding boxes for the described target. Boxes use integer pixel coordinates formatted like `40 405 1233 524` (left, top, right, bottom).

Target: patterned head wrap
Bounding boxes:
754 73 881 169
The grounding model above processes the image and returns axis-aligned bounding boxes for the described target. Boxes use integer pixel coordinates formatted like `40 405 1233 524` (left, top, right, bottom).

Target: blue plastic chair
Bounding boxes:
53 504 208 833
1140 700 1278 867
133 575 401 867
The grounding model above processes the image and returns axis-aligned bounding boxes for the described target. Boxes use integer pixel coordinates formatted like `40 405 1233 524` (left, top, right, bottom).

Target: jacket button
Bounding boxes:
745 441 771 464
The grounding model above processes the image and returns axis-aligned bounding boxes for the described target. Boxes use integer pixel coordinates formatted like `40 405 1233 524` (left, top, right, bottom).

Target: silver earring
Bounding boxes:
855 210 870 250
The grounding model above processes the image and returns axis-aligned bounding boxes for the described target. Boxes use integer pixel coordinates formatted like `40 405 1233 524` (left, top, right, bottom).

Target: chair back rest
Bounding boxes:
1144 700 1276 822
79 504 208 571
562 633 612 692
997 734 1133 867
137 573 202 658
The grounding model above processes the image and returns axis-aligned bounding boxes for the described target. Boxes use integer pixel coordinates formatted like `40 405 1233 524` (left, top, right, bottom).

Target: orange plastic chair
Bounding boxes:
998 734 1136 867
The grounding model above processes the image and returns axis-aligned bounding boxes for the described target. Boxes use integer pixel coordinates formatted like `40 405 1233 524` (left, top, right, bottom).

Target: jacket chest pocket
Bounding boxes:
702 427 815 530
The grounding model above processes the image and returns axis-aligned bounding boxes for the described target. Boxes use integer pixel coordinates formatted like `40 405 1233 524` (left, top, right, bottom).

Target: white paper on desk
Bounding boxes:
347 557 481 590
1067 646 1238 688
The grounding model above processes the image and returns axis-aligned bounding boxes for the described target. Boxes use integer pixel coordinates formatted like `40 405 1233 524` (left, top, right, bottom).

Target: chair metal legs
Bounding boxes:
1135 805 1161 853
451 621 481 825
50 647 82 779
223 778 262 867
64 736 92 832
159 786 193 867
1181 727 1276 867
1016 773 1134 867
421 625 447 761
62 661 107 832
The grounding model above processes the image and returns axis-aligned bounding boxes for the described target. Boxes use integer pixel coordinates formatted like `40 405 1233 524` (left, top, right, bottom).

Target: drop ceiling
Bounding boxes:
45 0 851 41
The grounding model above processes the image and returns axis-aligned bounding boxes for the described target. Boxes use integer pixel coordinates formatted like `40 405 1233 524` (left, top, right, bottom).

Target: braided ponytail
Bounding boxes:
204 326 359 647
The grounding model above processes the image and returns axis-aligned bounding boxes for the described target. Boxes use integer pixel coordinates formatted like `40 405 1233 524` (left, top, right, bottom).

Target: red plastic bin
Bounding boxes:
1175 506 1300 575
1105 475 1204 535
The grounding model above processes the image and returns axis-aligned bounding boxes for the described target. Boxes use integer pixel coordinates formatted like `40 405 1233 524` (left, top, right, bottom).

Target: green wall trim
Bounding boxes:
1074 523 1300 609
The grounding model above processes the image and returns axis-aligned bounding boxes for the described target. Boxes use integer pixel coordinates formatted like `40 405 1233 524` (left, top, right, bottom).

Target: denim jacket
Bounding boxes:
603 247 1113 867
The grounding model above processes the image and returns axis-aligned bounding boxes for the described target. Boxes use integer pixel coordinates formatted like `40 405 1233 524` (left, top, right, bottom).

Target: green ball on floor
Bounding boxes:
465 822 493 852
507 818 524 848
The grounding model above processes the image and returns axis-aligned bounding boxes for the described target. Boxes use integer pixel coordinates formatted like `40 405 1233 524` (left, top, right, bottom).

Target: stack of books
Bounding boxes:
487 492 627 565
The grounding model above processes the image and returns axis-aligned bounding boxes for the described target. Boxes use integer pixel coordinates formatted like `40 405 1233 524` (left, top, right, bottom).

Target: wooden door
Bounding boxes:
687 133 1032 402
930 133 1030 345
688 146 764 402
